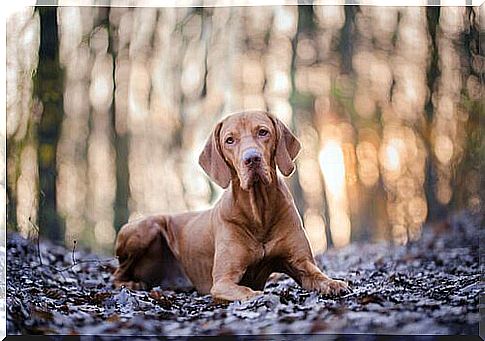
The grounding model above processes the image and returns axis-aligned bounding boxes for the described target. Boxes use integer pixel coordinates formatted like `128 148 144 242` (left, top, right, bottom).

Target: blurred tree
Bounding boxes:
6 8 40 238
35 7 64 242
424 6 443 221
453 7 483 215
108 8 131 232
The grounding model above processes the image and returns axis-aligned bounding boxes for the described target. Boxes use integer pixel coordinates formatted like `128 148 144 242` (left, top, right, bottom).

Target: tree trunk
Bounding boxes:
35 7 64 243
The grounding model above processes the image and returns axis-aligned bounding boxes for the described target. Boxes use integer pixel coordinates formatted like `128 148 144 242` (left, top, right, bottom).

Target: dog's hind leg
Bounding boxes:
113 215 192 291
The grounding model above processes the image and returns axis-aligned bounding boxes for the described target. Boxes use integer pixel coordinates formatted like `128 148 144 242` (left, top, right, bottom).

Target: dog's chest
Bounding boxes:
237 240 285 290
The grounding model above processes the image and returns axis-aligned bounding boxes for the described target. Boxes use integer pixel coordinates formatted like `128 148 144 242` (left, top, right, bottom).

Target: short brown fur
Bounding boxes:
114 111 349 301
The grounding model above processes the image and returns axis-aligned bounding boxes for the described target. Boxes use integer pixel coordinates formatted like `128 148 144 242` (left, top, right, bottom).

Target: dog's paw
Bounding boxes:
245 289 264 300
315 278 350 297
327 279 350 295
115 280 148 291
211 285 263 302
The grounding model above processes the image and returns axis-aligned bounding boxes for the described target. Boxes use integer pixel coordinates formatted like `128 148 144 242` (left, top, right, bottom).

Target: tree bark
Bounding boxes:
35 7 64 243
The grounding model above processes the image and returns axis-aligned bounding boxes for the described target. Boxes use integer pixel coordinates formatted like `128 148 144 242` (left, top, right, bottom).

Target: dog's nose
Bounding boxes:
243 148 262 166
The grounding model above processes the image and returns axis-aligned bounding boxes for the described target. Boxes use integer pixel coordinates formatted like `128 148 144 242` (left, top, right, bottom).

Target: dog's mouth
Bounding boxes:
240 166 271 190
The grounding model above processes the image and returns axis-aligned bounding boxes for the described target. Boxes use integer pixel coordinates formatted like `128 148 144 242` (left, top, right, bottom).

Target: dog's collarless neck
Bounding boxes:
227 178 287 239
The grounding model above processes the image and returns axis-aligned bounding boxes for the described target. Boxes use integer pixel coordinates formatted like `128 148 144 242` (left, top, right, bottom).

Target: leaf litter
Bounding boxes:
6 210 481 336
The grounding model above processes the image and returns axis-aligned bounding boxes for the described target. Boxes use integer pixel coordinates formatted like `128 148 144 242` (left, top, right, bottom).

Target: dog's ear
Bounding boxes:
269 114 301 177
199 121 232 188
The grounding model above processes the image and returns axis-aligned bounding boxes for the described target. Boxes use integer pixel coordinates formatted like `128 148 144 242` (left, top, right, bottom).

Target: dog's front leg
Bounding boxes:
210 242 262 302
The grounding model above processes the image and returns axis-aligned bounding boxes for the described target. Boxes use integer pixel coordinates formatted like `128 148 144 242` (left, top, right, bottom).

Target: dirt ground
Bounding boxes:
6 210 482 338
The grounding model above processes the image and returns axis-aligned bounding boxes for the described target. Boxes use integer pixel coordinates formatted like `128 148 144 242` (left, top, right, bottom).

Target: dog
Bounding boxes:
113 111 349 302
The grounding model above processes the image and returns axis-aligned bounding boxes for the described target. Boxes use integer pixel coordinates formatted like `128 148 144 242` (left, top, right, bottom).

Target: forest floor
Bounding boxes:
6 210 482 338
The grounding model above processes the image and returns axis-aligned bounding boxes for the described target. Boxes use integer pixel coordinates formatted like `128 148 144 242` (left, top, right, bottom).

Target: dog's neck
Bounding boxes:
226 174 290 241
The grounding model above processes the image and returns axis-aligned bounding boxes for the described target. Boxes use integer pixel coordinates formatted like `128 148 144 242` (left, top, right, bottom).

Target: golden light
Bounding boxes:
382 138 403 173
319 139 351 248
408 195 428 225
298 158 323 197
303 210 327 255
16 145 38 237
434 134 454 165
356 141 379 187
319 140 346 199
329 211 351 248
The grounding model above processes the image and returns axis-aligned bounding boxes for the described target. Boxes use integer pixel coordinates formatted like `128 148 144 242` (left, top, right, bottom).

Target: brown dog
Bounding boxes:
113 111 349 301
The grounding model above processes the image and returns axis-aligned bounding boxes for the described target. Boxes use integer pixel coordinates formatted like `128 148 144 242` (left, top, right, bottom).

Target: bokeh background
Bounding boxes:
5 4 483 255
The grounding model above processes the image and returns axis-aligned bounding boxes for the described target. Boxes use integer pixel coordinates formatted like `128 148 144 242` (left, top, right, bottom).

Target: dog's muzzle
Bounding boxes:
239 148 271 189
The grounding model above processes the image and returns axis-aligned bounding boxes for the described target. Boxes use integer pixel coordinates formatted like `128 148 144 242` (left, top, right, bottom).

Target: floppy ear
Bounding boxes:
269 114 301 177
198 121 232 188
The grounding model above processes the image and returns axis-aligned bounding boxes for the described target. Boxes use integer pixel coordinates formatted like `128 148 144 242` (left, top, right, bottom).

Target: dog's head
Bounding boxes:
199 111 301 190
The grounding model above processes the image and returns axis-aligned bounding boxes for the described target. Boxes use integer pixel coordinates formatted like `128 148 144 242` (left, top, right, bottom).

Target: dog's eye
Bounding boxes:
225 136 235 145
258 129 269 137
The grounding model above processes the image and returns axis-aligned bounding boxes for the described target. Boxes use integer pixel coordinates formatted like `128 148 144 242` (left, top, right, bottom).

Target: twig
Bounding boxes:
72 240 77 265
338 291 358 299
49 257 117 274
25 218 116 275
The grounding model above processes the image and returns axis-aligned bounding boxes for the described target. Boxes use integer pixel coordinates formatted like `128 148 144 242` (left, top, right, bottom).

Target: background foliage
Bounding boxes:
5 5 483 255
